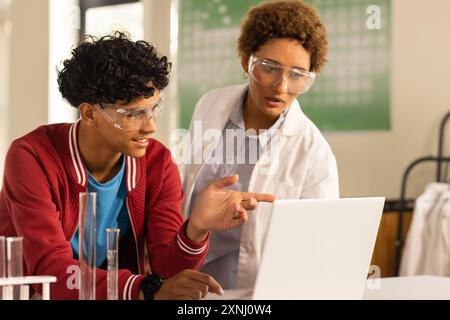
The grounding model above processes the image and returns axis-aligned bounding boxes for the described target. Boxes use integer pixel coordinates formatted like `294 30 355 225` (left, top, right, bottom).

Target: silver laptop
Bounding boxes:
209 197 384 300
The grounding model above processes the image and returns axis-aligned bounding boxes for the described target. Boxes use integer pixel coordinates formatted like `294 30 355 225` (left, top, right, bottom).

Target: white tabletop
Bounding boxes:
206 276 450 300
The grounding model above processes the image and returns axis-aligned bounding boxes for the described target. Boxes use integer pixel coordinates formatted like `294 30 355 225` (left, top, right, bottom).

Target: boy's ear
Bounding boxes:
79 103 97 126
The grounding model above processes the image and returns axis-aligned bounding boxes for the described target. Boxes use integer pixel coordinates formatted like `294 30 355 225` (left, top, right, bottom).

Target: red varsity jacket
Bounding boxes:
0 121 209 300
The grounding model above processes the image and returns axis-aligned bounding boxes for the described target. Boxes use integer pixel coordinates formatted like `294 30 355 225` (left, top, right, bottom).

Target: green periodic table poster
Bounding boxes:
178 0 391 131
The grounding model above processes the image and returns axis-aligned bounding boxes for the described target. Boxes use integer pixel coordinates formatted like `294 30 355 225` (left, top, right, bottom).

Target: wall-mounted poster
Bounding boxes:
178 0 391 131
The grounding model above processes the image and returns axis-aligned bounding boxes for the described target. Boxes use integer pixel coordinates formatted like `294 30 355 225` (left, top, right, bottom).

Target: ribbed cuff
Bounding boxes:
122 275 145 300
176 220 209 256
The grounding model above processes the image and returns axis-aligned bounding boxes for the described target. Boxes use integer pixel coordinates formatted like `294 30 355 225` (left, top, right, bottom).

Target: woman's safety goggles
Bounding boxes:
248 55 316 95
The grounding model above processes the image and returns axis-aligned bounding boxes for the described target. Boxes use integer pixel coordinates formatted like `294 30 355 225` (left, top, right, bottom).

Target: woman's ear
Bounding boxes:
241 55 250 74
79 103 97 126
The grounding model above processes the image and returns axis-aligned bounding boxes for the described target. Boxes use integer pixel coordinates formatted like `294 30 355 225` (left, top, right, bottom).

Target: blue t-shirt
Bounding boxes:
71 156 130 267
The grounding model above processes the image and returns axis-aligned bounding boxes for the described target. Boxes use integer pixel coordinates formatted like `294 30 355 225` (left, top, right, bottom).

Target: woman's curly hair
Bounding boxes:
237 0 328 73
58 31 171 107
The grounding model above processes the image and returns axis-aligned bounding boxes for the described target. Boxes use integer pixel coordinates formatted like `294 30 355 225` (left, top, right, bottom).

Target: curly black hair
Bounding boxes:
58 31 172 107
238 0 328 72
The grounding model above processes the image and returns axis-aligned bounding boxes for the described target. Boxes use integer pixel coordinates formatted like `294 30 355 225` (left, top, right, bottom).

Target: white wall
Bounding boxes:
324 0 450 199
9 0 50 141
1 0 78 188
143 0 179 146
48 0 78 125
0 0 11 184
1 0 50 189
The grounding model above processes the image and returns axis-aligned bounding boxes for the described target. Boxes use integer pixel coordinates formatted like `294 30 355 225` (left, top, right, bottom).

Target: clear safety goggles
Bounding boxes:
248 55 316 95
96 93 165 131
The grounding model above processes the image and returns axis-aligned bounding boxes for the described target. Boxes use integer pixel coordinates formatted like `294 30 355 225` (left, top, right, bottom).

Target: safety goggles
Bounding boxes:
248 55 316 94
96 93 165 131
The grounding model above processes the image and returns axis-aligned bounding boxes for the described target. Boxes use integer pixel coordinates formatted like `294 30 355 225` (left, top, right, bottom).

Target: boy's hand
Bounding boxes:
153 269 223 300
187 175 276 242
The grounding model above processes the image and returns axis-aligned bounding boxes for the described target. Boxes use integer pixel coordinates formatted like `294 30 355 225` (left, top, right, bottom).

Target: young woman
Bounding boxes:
183 1 339 289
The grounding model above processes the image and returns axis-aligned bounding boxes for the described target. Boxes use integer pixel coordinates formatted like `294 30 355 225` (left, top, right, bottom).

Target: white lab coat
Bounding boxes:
400 183 450 276
180 85 339 288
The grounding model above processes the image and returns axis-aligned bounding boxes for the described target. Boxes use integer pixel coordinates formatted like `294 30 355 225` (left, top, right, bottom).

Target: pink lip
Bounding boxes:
266 97 285 108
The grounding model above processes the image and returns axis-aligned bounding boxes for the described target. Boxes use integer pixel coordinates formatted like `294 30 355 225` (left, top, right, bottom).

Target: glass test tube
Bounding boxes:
0 236 5 300
106 228 120 300
78 192 97 300
0 236 5 278
7 237 24 300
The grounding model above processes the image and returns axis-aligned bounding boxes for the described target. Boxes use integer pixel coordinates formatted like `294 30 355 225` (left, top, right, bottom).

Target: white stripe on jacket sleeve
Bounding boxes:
123 275 135 300
176 234 207 255
127 275 140 300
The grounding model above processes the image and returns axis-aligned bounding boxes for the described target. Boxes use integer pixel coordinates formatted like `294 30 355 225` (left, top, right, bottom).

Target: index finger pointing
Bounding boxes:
242 192 276 203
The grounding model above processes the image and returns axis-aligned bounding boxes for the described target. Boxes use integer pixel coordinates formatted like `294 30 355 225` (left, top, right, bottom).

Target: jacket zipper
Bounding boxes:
126 198 141 274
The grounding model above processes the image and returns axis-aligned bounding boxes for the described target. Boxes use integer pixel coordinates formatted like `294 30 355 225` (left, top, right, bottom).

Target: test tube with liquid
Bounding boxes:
78 192 97 300
106 228 120 300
